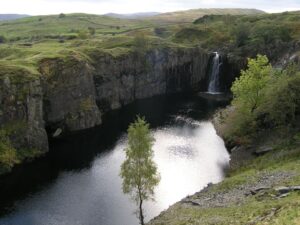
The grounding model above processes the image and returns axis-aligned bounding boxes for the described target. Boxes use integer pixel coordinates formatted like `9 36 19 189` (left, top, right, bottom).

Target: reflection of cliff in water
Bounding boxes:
0 93 230 225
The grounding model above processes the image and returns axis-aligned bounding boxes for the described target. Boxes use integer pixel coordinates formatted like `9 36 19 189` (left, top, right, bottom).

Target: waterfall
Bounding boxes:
208 52 222 93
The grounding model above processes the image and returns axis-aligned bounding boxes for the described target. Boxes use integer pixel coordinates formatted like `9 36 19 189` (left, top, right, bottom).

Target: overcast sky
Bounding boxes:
1 0 300 15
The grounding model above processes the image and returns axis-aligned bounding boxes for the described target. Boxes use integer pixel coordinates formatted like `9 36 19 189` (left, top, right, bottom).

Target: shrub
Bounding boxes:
154 27 167 37
77 31 88 39
194 14 224 24
0 130 19 174
0 35 6 44
257 71 300 128
251 24 291 45
175 28 206 41
59 13 66 18
232 23 251 47
133 33 148 49
58 38 65 43
132 33 149 67
88 27 96 36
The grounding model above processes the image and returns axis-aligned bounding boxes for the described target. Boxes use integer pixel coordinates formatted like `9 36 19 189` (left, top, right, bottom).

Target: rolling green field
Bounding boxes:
0 9 300 79
147 8 264 23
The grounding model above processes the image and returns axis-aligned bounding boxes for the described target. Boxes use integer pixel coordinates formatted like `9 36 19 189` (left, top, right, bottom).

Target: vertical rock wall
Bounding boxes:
40 56 102 133
0 73 48 155
92 47 210 112
0 46 211 173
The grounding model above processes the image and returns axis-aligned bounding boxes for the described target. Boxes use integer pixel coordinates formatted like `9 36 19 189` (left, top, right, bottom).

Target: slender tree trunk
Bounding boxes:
136 163 144 225
139 198 144 225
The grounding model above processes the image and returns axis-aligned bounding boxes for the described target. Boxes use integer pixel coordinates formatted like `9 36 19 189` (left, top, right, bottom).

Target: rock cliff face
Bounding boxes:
38 48 210 133
0 72 48 156
198 52 245 93
91 47 209 112
39 56 102 134
0 47 213 173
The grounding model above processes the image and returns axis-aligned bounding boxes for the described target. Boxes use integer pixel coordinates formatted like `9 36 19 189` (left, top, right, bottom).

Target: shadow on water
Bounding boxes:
0 93 229 219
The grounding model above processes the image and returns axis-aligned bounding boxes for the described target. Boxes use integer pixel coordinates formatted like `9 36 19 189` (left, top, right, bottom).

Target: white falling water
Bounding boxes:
208 52 222 93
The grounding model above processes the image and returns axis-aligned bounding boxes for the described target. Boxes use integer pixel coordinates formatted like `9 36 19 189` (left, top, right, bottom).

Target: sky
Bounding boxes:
1 0 300 15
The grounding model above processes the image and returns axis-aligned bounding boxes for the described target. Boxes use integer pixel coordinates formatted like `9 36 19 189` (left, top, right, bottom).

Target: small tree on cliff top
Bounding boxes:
120 116 160 225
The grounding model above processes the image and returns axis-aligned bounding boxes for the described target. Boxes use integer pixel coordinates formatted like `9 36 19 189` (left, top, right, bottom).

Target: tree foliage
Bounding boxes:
120 116 160 225
221 55 300 145
232 23 251 47
251 24 291 45
257 68 300 128
231 55 272 113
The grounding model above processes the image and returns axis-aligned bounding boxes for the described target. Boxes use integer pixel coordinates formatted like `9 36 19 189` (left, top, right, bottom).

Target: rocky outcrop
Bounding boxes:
0 46 213 173
200 52 246 93
0 72 48 156
40 56 102 134
221 54 247 91
90 47 210 112
37 47 210 132
273 41 300 69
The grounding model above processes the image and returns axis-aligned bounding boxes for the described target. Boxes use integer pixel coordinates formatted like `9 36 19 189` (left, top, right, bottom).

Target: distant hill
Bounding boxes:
104 12 160 19
146 8 265 24
0 13 147 41
0 14 29 21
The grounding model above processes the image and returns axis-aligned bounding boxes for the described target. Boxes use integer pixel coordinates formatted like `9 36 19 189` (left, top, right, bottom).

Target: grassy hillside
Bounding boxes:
0 13 150 40
0 9 265 41
0 13 153 76
146 8 265 24
0 9 299 80
0 14 29 21
173 11 300 53
104 12 160 19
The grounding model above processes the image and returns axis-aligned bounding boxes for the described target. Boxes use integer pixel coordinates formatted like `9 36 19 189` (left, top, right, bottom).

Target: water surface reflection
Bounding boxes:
0 94 230 225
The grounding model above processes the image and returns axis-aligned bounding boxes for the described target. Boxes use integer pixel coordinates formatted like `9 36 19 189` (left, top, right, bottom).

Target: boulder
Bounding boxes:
254 146 274 156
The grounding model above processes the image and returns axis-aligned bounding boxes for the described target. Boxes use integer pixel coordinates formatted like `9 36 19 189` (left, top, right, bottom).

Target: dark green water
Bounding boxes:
0 93 230 225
